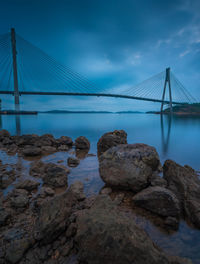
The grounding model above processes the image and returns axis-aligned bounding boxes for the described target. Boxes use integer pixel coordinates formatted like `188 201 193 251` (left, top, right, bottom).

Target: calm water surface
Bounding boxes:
0 113 200 263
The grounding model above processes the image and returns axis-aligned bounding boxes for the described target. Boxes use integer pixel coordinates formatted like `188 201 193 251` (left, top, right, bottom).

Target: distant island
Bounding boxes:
147 103 200 116
40 110 143 114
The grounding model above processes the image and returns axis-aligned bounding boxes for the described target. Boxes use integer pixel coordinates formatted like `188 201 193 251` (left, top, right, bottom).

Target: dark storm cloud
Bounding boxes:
0 0 200 110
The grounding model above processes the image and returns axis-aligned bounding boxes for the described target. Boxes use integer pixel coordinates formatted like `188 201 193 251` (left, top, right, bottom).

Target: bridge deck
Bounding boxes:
0 91 186 105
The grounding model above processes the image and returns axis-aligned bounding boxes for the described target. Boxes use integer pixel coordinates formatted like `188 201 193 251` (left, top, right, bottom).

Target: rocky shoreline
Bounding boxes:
0 129 200 263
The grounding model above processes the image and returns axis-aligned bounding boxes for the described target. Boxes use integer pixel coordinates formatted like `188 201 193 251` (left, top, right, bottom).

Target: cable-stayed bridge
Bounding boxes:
0 28 197 112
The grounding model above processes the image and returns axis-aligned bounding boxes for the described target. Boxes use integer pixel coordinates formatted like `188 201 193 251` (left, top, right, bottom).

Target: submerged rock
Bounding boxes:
133 186 180 217
75 195 191 264
75 136 90 150
99 143 161 192
163 159 200 229
67 157 80 167
97 129 127 156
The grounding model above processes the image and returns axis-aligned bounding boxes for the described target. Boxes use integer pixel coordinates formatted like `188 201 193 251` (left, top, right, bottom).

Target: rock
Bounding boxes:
40 187 55 197
29 161 45 177
56 136 73 147
0 168 16 189
75 136 90 150
35 134 56 147
0 207 10 226
100 187 112 195
57 145 69 151
10 189 29 208
133 186 180 217
150 173 167 187
41 146 57 154
67 157 80 167
16 179 40 191
0 129 10 138
4 228 33 264
34 182 84 244
68 181 86 201
164 216 179 230
16 134 39 147
97 130 127 156
75 195 191 264
99 143 161 192
163 159 200 228
22 146 42 157
43 163 69 188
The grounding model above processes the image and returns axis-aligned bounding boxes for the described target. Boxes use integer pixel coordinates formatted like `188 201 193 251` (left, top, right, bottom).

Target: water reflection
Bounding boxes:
160 114 171 155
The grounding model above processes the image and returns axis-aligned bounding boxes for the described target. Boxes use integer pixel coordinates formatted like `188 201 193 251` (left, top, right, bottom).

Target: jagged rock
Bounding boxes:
97 130 127 156
16 179 40 191
163 159 200 228
133 186 180 217
22 146 42 157
99 143 161 192
75 136 90 150
34 181 84 244
67 157 80 167
75 195 192 264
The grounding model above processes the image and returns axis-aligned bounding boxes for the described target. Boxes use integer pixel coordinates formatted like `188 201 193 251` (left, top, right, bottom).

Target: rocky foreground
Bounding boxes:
0 129 200 263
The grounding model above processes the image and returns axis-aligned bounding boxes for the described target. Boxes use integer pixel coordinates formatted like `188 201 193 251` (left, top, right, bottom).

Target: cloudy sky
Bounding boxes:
0 0 200 111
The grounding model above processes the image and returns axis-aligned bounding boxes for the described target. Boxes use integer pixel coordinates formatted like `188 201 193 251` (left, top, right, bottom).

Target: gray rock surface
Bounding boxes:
97 130 127 156
133 186 180 217
99 143 161 192
75 136 90 150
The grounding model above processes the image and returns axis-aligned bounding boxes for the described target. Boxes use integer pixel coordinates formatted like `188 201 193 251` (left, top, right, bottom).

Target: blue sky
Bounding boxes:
0 0 200 111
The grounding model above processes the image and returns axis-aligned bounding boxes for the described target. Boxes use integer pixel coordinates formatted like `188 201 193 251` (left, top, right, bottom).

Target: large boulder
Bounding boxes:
56 136 73 147
99 143 161 192
75 136 90 150
75 195 192 264
163 160 200 228
133 186 180 217
97 130 127 156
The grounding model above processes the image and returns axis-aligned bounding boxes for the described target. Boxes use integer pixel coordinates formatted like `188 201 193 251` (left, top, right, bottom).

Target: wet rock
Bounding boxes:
57 145 69 151
43 163 69 188
75 149 89 159
41 146 57 154
133 186 180 217
97 129 127 156
56 136 73 147
16 179 40 191
75 136 90 150
67 157 80 167
34 181 84 244
35 134 56 147
0 168 16 189
16 134 39 147
99 143 161 192
68 181 86 201
29 161 45 177
10 189 29 208
163 160 200 228
22 146 42 157
75 195 191 264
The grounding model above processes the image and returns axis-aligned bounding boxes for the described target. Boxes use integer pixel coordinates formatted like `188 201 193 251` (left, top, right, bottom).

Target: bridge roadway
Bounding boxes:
0 91 186 105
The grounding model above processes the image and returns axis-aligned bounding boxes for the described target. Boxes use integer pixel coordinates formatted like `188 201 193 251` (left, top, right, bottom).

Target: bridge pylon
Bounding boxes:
11 28 20 111
161 67 172 114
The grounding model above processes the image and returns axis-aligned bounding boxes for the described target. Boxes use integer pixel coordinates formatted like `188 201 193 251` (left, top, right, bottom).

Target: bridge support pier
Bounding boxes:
11 28 20 111
161 67 172 114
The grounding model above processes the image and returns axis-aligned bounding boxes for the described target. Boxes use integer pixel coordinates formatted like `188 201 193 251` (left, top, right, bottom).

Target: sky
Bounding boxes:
0 0 200 111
